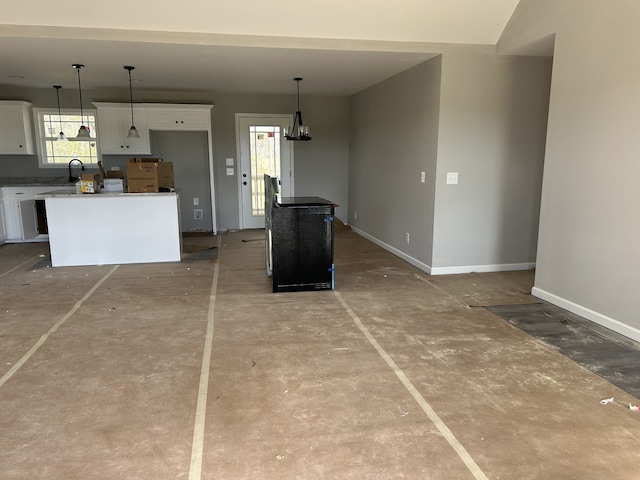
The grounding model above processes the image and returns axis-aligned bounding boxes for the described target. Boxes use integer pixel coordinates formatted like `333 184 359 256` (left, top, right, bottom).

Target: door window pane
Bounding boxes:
249 126 281 216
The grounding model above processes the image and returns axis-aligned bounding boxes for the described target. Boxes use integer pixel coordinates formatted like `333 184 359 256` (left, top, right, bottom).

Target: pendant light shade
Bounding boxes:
72 64 91 138
53 85 68 142
124 66 140 138
284 77 311 141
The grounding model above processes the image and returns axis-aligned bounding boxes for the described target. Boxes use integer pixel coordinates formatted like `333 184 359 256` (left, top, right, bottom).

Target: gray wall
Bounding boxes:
0 85 350 233
432 46 552 271
498 0 640 340
348 48 551 274
349 58 442 268
210 94 349 231
151 131 211 232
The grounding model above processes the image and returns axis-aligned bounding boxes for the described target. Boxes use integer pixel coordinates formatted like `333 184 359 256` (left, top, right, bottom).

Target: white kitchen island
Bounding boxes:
38 191 181 267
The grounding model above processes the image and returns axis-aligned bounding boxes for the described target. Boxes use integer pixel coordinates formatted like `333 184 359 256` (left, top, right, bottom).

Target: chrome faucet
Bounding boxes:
68 158 85 183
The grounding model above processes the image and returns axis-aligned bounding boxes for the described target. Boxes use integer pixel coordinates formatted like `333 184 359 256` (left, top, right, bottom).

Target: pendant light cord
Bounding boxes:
127 67 135 126
76 67 84 125
54 86 63 132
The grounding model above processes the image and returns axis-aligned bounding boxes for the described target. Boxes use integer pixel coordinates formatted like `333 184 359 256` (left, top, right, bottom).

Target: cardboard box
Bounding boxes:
106 169 125 179
127 158 174 193
98 161 125 179
80 173 100 194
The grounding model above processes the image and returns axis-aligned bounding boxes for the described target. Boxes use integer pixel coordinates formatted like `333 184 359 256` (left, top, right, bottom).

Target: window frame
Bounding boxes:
33 108 101 168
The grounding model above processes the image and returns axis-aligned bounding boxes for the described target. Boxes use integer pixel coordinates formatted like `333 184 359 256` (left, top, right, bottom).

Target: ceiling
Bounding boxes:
0 36 440 96
0 0 522 96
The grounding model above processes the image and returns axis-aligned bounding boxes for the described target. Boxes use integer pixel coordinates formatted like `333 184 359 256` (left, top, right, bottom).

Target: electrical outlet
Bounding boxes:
194 209 203 220
193 197 199 206
447 172 459 184
406 232 410 244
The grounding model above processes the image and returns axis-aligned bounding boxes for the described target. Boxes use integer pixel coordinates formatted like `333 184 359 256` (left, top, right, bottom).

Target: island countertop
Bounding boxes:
35 190 179 198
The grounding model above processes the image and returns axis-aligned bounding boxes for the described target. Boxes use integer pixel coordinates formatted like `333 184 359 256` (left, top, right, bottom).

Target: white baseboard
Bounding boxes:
532 287 640 343
350 227 432 274
350 226 535 276
431 263 536 275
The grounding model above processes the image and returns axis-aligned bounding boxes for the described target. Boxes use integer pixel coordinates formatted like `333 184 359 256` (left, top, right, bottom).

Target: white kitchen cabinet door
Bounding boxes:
2 186 77 243
0 202 7 244
147 106 212 131
19 200 38 240
0 102 35 155
2 187 31 240
95 105 150 155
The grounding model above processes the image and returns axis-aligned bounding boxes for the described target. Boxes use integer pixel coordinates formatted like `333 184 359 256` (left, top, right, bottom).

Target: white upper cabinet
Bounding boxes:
93 103 213 154
0 101 35 155
147 104 212 131
93 103 151 155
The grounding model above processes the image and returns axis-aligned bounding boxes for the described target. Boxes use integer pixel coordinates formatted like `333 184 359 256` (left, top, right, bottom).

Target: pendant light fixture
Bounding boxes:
124 66 140 138
72 64 90 138
53 85 68 141
284 77 311 141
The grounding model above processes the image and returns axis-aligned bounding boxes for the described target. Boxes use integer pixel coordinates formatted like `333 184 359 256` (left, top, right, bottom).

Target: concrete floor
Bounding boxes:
1 228 639 479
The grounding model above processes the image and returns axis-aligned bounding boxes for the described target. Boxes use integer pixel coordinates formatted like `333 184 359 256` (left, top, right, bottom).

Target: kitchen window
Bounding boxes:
34 109 100 167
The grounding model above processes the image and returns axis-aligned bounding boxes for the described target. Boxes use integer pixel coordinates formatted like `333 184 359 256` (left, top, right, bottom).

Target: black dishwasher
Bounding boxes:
269 196 335 293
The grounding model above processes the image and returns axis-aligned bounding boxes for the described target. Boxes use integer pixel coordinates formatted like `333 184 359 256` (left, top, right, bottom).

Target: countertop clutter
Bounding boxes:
0 158 174 193
0 159 176 246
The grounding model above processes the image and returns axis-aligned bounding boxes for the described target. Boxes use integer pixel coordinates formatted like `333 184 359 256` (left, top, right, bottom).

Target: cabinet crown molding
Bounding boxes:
92 102 213 109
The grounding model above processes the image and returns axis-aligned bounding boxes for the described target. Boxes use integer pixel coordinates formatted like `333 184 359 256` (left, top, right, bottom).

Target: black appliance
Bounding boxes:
265 175 335 293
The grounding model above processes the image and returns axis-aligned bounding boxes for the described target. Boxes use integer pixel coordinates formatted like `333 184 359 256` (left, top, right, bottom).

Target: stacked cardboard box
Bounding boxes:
97 161 125 192
126 158 174 193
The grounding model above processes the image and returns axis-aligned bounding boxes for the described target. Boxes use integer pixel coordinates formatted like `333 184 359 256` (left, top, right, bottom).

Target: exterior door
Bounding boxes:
237 114 293 229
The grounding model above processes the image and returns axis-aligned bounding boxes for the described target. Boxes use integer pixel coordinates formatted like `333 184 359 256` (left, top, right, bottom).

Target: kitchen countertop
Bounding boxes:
0 176 77 187
35 190 179 198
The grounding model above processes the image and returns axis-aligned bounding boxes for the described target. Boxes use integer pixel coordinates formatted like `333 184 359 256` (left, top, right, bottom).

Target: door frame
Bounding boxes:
235 113 295 229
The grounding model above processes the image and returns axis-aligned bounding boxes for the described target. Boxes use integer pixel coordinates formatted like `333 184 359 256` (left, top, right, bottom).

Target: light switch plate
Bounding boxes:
226 158 234 166
226 167 234 176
